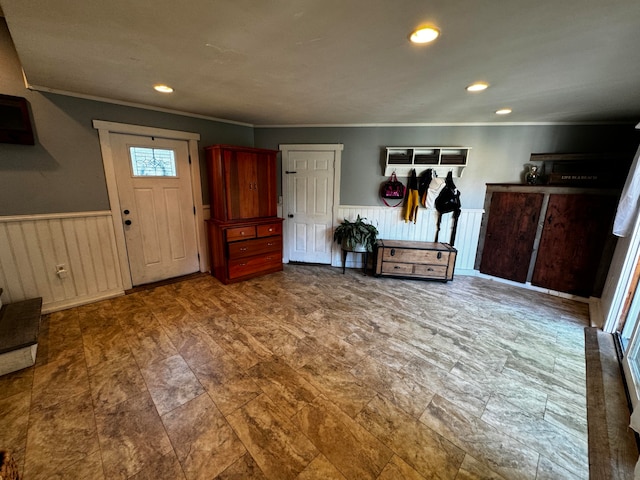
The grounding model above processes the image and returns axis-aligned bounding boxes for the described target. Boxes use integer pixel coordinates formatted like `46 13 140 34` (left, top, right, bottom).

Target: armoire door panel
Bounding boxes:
256 152 277 218
532 194 618 296
479 192 544 283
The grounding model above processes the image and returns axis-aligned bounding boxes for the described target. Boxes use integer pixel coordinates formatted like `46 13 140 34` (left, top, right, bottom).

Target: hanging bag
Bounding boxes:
434 171 462 245
380 172 406 207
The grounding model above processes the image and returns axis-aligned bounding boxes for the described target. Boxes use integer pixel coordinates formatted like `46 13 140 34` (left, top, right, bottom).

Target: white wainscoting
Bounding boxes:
0 211 124 312
333 206 484 273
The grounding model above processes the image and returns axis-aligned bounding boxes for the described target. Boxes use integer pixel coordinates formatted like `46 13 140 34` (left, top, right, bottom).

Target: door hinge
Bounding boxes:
197 253 200 261
193 206 196 215
188 154 191 164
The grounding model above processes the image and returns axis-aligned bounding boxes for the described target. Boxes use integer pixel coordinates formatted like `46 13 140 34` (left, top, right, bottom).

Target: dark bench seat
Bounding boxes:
0 293 42 376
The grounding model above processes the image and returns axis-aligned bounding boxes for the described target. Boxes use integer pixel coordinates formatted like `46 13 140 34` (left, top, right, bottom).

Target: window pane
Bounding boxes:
129 147 177 177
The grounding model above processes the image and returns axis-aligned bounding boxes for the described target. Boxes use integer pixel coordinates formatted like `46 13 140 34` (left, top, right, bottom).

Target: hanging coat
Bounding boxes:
403 169 420 223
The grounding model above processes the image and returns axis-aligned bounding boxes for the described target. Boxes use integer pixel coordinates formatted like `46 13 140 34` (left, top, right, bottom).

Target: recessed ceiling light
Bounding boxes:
466 82 489 92
496 108 512 115
409 26 440 44
153 84 174 93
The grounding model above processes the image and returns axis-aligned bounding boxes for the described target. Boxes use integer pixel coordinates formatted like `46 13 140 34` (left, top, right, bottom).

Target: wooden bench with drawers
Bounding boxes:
374 240 457 282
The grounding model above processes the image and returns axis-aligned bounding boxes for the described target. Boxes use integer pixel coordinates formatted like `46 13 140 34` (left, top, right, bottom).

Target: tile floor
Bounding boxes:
0 265 591 479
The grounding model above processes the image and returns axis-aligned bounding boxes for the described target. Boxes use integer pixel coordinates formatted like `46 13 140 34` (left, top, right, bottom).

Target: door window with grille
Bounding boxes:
129 147 177 177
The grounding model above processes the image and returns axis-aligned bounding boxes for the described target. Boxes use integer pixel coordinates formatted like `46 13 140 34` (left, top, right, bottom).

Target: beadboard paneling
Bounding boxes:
0 212 124 312
333 206 484 272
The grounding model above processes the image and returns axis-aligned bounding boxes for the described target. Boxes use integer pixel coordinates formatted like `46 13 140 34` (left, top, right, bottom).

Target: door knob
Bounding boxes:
288 214 294 218
124 220 132 226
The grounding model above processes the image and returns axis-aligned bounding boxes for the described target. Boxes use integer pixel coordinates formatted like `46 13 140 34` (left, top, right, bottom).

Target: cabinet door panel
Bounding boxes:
225 151 258 219
532 194 617 296
479 192 544 283
256 151 277 218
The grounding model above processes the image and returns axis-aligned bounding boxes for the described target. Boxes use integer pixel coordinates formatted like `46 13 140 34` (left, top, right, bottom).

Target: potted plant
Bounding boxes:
333 215 379 252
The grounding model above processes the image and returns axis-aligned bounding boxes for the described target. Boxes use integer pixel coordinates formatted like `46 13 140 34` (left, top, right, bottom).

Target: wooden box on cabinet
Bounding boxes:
208 218 283 284
375 240 457 281
206 145 278 221
476 184 619 297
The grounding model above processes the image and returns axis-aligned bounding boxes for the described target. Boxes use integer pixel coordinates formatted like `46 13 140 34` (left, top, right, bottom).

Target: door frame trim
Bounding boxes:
279 144 343 264
93 120 205 290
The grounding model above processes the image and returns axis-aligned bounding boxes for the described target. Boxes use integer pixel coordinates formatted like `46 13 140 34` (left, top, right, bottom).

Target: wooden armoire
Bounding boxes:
206 145 283 284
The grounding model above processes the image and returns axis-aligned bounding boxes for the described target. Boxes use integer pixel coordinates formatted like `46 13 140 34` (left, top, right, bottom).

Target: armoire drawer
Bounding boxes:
226 226 256 242
228 253 282 279
228 236 282 260
257 222 282 237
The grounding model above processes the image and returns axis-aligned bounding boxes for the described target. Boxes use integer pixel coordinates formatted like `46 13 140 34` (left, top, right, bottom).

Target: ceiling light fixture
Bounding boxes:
409 26 440 44
466 82 489 92
495 108 512 115
153 84 174 93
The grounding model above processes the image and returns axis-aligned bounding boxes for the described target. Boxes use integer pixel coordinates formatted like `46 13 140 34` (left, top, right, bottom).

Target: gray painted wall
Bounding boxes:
255 125 640 209
0 20 253 216
2 18 639 216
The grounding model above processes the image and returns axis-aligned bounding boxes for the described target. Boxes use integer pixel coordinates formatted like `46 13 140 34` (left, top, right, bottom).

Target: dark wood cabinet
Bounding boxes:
476 185 619 297
205 145 282 284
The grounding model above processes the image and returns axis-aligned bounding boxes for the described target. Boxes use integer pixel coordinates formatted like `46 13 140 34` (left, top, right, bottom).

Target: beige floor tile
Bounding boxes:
0 390 31 461
24 389 101 478
162 393 246 479
82 325 132 369
297 353 377 418
88 351 148 410
356 394 464 479
377 455 430 480
248 356 320 418
0 365 33 400
214 453 268 479
293 394 393 480
419 394 539 480
94 391 174 479
127 451 186 480
455 454 506 480
140 354 205 415
227 393 319 480
350 357 435 419
481 394 588 477
192 352 263 415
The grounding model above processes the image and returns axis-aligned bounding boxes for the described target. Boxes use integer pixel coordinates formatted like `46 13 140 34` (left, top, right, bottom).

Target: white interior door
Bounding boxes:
282 146 340 264
112 133 199 286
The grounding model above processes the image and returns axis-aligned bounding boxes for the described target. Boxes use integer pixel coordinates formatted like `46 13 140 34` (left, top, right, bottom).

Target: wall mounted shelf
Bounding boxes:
384 147 470 177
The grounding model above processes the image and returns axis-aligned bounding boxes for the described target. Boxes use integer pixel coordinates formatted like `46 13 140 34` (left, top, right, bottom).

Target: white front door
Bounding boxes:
112 133 199 286
282 145 341 264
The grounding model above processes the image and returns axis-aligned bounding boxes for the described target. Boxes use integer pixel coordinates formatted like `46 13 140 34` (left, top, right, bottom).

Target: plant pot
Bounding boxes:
342 240 368 252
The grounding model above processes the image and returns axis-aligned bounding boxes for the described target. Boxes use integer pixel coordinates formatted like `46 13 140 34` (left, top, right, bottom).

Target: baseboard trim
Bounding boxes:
41 290 124 314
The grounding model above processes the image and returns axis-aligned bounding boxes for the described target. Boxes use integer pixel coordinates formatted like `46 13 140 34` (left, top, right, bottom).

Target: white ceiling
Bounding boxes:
2 0 640 126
